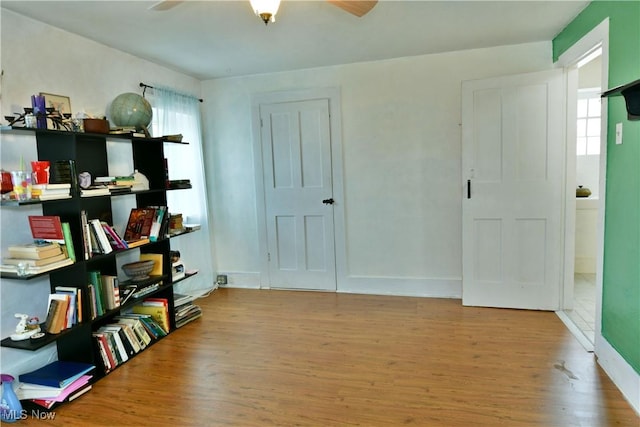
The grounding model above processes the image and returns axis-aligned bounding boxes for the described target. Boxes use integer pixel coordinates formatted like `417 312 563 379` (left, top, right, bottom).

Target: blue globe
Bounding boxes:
110 93 152 131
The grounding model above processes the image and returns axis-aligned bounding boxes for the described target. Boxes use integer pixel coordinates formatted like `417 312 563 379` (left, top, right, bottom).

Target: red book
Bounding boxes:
28 215 64 242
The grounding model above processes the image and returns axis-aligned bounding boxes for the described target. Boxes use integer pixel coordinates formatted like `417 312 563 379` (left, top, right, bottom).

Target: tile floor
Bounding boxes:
565 273 596 344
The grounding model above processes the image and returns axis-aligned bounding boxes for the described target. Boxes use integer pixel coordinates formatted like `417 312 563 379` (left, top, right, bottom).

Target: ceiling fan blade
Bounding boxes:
327 0 378 17
148 1 183 11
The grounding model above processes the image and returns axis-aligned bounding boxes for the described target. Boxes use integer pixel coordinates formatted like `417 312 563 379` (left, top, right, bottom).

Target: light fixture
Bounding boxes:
250 0 281 25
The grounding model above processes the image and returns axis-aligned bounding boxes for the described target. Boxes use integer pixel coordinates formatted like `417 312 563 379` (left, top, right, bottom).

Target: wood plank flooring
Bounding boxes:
19 288 639 426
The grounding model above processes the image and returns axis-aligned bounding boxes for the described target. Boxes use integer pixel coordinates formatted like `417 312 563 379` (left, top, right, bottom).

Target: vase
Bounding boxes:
1 374 23 423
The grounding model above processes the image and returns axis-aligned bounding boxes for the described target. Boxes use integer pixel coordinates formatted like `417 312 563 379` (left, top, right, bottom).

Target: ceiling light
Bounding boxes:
250 0 281 25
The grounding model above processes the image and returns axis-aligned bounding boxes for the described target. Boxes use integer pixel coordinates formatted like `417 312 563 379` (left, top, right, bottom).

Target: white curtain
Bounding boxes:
148 86 216 296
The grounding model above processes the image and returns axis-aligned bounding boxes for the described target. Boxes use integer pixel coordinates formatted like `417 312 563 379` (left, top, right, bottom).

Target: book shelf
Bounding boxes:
0 127 200 381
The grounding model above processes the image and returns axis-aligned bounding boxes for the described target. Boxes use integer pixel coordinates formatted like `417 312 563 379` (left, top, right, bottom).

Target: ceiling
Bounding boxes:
1 0 589 80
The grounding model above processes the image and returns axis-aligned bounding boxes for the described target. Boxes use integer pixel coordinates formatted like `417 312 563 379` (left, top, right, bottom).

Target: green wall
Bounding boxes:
554 1 640 374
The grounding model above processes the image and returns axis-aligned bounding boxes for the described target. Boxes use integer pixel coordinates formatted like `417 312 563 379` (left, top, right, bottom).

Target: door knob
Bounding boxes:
322 198 335 205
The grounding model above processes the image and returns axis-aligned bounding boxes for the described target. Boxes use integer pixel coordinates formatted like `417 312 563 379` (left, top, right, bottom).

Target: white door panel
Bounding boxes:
462 70 566 310
261 99 336 291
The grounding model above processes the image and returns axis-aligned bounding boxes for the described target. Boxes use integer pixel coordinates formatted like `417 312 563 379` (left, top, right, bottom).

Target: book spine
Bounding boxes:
61 222 76 262
90 219 113 254
80 210 91 260
88 271 104 316
44 299 60 333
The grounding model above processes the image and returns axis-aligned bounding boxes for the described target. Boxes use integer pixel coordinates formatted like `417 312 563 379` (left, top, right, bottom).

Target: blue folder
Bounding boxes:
19 361 95 389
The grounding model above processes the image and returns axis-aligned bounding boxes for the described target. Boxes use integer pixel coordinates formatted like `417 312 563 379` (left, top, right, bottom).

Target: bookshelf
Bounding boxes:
0 127 199 379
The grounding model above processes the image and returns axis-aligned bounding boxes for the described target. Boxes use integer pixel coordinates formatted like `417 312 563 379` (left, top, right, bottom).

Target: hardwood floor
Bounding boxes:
20 288 639 426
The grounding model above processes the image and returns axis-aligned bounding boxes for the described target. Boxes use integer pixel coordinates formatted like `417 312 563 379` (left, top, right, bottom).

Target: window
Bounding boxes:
576 89 601 156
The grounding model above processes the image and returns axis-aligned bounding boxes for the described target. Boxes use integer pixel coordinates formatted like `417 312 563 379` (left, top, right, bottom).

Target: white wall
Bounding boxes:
0 10 205 376
202 41 555 296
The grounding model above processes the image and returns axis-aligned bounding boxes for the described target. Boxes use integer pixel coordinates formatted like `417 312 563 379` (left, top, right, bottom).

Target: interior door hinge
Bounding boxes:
260 118 263 127
267 252 271 262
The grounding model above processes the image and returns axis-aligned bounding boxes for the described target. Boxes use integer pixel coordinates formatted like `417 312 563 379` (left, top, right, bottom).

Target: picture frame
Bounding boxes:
39 92 71 116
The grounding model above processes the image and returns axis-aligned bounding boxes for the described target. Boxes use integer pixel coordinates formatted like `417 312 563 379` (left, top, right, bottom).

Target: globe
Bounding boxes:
109 93 153 131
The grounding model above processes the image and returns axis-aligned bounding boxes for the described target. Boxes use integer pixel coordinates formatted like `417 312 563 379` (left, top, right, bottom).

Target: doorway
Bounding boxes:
251 88 345 291
556 19 609 352
566 48 602 346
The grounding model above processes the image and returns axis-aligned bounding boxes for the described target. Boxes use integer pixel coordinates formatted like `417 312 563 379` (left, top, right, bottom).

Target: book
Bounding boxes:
46 293 70 334
19 361 94 389
90 219 113 254
139 253 163 276
123 208 156 242
43 299 60 334
80 187 110 197
134 298 170 334
61 222 76 262
114 316 150 348
37 194 72 201
31 183 71 191
31 381 93 409
102 324 135 357
100 274 119 310
3 252 67 267
27 374 92 408
7 242 61 259
114 322 141 353
55 286 82 324
148 206 167 241
95 331 118 369
31 183 71 200
93 332 116 371
97 326 129 363
88 270 105 316
49 160 78 195
0 257 73 275
124 238 150 248
101 222 128 249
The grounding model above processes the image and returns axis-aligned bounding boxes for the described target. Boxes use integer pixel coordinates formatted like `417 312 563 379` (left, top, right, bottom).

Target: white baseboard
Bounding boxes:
595 334 640 415
338 276 461 298
219 272 261 288
220 272 461 299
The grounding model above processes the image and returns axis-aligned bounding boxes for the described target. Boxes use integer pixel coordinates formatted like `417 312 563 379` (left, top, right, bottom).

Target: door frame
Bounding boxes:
556 19 609 343
251 87 346 290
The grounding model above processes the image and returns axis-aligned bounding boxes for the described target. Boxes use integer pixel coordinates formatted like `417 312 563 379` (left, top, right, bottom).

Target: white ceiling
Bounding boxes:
1 0 588 80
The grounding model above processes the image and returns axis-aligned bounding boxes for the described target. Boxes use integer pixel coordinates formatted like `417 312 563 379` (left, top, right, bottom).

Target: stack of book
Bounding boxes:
31 183 72 201
92 313 165 373
1 242 73 275
174 293 202 328
93 175 135 194
16 361 94 410
44 286 83 334
168 213 184 235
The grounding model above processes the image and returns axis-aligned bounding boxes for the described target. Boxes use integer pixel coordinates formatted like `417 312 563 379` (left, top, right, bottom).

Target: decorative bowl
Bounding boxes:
122 260 155 281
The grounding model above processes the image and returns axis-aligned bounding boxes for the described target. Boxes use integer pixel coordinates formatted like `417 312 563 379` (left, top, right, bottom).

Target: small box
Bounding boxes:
83 118 110 134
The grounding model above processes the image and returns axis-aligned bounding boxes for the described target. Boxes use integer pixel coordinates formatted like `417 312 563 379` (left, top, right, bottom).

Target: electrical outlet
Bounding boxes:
216 274 228 285
615 122 623 145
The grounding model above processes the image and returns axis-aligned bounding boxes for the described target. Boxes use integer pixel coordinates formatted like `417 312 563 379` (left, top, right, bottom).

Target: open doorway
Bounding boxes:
556 19 609 353
564 48 602 346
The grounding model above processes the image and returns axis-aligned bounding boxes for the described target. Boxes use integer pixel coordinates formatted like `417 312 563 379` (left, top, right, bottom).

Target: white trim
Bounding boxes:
339 277 461 299
250 87 346 291
556 18 608 341
218 272 262 289
555 310 594 352
596 334 640 415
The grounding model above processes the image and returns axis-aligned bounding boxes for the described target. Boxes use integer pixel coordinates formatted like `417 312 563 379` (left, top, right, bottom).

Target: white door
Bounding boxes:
462 70 566 310
260 99 336 291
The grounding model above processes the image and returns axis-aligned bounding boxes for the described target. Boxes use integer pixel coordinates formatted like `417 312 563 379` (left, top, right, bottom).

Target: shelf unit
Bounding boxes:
0 127 198 381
